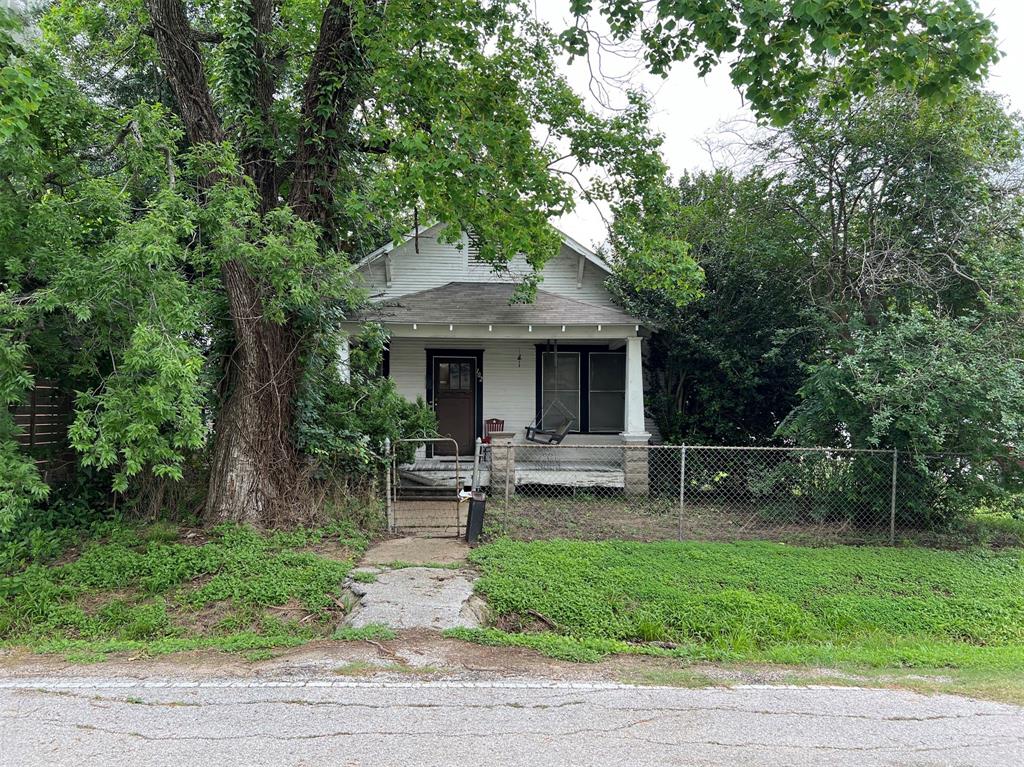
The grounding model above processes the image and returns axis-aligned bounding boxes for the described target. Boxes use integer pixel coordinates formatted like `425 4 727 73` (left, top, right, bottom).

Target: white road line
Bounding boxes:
0 678 874 692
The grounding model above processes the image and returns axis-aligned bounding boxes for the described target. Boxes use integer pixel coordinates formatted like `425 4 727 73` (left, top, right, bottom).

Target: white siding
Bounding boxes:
358 225 615 308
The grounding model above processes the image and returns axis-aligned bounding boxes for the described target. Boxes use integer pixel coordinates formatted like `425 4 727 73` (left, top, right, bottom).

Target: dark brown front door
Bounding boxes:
433 357 476 456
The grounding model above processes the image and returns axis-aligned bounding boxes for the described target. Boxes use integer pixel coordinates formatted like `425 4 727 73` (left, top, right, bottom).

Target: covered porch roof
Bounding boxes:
348 280 643 329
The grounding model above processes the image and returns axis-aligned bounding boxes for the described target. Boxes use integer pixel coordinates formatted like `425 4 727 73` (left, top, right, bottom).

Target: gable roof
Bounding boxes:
348 282 641 327
355 223 613 274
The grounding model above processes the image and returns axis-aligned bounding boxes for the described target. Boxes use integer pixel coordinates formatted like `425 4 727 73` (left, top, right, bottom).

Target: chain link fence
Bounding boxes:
474 442 1021 545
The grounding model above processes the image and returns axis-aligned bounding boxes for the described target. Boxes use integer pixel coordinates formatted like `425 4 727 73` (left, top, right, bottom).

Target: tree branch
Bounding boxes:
144 0 223 145
143 25 224 44
288 0 380 226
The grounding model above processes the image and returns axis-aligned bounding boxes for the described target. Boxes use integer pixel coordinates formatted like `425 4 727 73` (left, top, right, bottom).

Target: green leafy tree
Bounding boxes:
614 86 1024 529
570 0 999 122
610 171 812 444
784 310 1024 457
3 2 691 527
760 86 1024 525
766 87 1024 454
756 87 1024 330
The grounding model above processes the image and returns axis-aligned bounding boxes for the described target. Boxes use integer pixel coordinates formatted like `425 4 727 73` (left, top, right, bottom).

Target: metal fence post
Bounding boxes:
678 444 686 541
889 448 898 545
504 441 512 507
383 437 394 532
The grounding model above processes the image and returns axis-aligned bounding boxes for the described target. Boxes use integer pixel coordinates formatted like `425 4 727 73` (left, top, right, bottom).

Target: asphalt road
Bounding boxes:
2 676 1022 767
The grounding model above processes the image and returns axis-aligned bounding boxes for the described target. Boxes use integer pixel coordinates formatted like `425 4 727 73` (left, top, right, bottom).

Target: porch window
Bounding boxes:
541 352 580 431
589 353 626 432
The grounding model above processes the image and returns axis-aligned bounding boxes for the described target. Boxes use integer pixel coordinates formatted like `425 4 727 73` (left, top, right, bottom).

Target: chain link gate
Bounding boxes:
388 437 467 537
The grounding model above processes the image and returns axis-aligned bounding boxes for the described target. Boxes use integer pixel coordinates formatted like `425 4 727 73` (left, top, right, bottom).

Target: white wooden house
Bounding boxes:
339 223 651 490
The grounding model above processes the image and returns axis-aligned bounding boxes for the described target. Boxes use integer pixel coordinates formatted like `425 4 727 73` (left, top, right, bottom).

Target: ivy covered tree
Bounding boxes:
2 2 693 528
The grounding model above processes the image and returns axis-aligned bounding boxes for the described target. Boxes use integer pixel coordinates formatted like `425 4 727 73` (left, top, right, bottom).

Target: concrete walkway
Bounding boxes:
3 676 1022 767
343 537 485 631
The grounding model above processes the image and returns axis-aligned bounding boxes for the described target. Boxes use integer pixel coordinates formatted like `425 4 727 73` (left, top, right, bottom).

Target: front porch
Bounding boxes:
389 438 652 536
343 281 652 504
396 436 631 491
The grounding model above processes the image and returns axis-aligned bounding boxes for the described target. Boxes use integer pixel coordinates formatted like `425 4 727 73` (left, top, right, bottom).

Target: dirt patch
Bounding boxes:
305 541 359 563
53 546 82 566
263 598 317 626
489 500 898 545
0 630 932 688
171 597 338 638
172 600 236 636
360 536 469 566
176 527 213 547
76 589 139 615
1 630 1020 704
493 611 552 634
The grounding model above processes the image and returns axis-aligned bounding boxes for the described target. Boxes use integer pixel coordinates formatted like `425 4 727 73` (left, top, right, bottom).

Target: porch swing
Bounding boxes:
525 342 574 445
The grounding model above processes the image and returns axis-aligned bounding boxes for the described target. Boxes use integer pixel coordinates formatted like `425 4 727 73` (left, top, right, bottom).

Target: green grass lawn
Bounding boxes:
451 539 1024 674
0 521 367 661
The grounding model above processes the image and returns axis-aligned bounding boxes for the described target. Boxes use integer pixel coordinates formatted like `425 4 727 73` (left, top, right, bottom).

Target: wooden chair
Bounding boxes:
483 418 505 444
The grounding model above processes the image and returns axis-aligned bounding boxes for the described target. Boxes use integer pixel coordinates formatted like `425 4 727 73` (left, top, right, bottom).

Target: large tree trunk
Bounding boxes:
147 0 308 526
146 0 371 526
204 262 307 525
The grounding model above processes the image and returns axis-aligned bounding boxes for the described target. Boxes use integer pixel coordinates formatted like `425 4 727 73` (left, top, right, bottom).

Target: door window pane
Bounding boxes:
438 360 476 393
589 353 626 433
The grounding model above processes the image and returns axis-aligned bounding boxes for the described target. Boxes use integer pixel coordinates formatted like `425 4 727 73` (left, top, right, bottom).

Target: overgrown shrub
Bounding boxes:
296 323 435 478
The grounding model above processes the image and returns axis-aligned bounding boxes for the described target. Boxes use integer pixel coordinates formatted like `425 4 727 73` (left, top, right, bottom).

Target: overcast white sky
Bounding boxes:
539 0 1024 248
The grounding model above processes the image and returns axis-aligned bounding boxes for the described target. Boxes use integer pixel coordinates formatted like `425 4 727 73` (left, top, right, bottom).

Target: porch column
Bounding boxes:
337 333 351 383
623 336 648 437
622 335 649 495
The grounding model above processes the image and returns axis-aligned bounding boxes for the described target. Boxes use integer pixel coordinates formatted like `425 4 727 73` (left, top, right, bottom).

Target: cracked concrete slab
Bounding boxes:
3 678 1022 766
342 537 482 631
345 567 485 630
